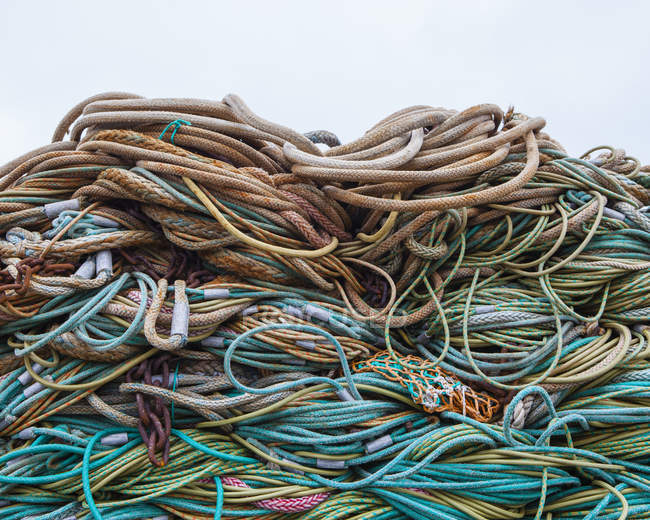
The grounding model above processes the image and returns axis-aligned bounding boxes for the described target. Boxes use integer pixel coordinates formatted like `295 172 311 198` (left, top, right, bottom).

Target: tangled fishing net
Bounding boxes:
0 92 648 519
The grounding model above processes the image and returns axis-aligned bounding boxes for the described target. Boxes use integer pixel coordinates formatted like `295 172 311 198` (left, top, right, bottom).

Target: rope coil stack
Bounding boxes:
0 91 648 519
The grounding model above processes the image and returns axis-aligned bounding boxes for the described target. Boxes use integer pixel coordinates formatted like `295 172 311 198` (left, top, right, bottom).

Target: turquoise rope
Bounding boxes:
158 119 191 145
214 476 223 520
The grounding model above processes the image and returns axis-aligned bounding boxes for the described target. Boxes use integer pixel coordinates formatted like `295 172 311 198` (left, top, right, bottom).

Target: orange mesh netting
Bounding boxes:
353 350 500 422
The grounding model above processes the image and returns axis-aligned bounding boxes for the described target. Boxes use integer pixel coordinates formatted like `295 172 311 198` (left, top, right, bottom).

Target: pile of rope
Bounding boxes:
0 92 648 520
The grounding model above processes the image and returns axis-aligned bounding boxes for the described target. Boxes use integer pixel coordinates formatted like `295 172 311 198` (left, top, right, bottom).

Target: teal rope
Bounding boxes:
158 119 192 145
214 476 223 520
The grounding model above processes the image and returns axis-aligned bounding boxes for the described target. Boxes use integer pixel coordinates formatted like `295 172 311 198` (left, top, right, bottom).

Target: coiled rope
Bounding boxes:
0 93 648 519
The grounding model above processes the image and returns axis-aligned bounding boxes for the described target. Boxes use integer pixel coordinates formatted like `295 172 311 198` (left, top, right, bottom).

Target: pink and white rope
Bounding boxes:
220 476 329 512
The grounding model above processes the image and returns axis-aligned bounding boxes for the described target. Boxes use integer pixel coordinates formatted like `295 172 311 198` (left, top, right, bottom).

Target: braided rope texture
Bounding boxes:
0 93 647 519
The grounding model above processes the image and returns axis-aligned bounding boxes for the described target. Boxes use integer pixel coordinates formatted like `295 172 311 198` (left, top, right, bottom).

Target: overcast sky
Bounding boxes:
1 0 648 166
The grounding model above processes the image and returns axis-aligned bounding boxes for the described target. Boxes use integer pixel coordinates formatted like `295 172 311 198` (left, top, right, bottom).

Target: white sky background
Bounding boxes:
1 0 648 165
